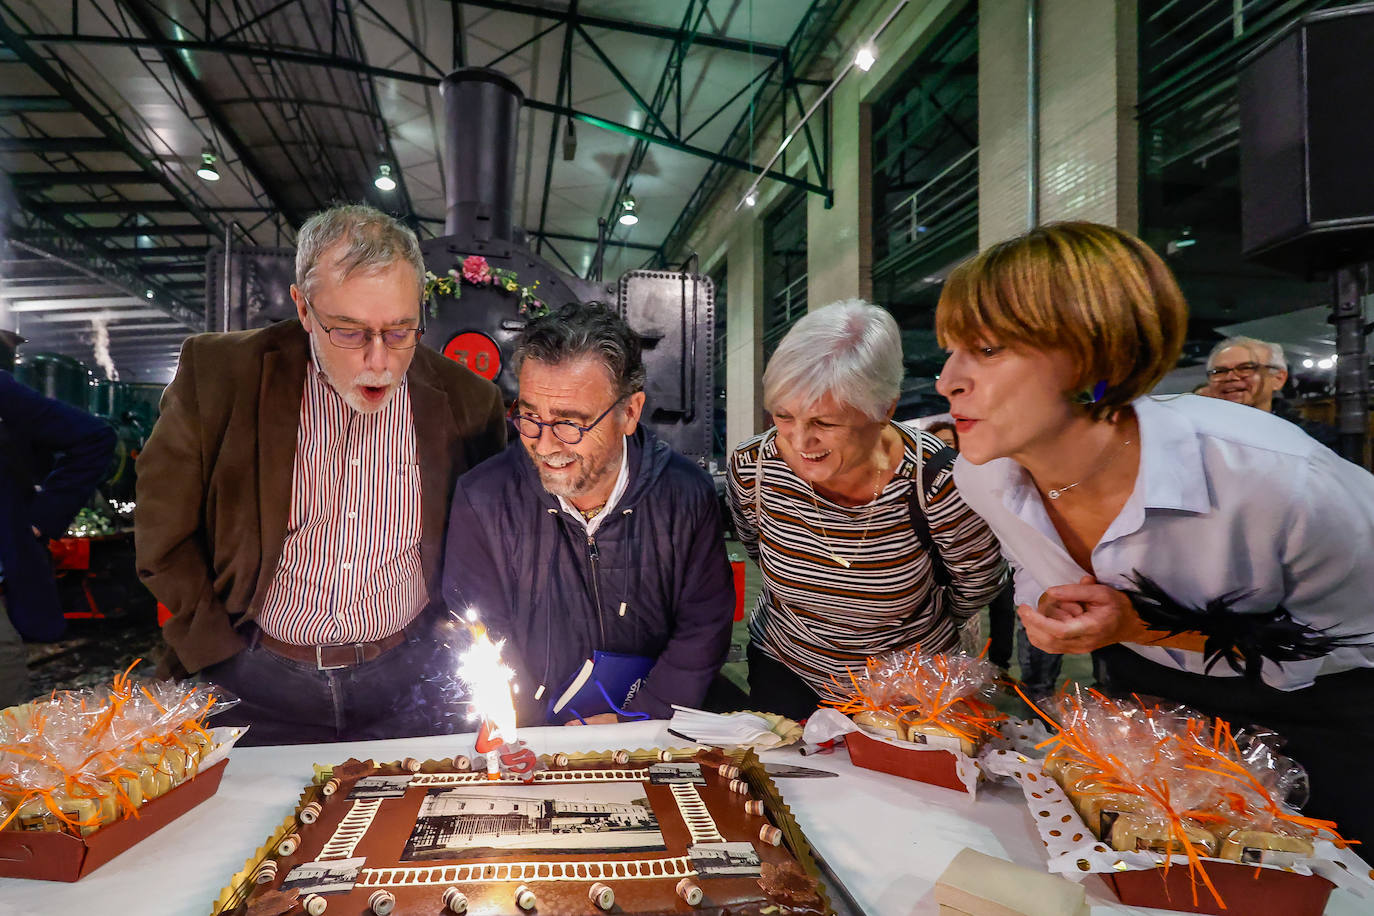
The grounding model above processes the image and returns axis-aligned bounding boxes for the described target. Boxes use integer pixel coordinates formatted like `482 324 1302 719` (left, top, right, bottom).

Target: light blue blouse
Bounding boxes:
954 394 1374 691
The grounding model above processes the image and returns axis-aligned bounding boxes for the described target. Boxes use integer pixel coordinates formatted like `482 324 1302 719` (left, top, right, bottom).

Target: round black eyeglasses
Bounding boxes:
513 395 627 445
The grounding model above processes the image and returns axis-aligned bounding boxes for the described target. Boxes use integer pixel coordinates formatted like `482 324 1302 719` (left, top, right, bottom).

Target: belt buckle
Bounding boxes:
315 643 364 671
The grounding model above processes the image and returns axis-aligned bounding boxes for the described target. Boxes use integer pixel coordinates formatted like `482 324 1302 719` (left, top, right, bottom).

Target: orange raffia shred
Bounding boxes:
0 660 218 837
822 647 1006 744
1020 687 1349 911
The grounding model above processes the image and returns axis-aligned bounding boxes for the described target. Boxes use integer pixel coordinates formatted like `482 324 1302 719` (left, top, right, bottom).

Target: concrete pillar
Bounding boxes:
979 0 1138 246
725 216 766 451
807 76 872 309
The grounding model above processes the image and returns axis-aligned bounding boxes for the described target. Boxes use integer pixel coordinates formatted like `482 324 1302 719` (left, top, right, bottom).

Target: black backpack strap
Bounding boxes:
908 444 958 587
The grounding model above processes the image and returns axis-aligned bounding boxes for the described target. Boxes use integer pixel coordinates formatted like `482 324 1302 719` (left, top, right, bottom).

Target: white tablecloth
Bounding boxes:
0 720 1366 915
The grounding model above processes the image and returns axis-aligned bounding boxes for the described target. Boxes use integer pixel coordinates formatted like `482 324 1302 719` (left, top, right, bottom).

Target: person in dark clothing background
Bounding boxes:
0 368 117 706
443 302 736 726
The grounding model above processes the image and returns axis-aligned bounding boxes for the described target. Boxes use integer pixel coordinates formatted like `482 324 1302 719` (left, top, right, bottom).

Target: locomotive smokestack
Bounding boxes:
440 68 524 241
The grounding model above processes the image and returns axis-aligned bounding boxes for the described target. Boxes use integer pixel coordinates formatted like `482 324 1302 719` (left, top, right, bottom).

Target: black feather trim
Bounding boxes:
1122 571 1367 682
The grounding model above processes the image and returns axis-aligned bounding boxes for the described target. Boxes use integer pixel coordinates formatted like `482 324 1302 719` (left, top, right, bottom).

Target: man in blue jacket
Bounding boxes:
444 302 735 725
0 369 117 705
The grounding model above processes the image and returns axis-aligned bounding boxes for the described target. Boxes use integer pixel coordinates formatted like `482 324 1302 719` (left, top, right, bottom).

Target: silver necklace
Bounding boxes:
1046 437 1133 500
806 460 888 569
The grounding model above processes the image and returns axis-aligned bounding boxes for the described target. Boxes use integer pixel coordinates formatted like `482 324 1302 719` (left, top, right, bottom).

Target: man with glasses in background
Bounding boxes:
443 302 737 726
137 204 505 744
1205 336 1338 450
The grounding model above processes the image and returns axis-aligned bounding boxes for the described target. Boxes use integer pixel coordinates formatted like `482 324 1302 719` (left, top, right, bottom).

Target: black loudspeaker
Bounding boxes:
1239 4 1374 276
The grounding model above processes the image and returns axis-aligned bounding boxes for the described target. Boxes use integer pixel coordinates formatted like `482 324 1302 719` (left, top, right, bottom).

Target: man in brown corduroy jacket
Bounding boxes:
136 204 505 745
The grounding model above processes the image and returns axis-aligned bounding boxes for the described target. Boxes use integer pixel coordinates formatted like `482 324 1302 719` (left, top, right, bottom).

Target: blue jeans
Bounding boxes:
199 627 467 746
1016 619 1063 699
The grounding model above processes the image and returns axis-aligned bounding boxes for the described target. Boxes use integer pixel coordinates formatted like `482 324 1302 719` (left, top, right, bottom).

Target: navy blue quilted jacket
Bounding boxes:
443 427 735 724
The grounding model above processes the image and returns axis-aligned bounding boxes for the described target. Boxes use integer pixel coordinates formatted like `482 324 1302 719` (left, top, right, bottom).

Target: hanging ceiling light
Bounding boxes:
374 163 397 192
563 121 578 161
854 45 877 71
618 194 639 226
744 191 758 208
196 147 220 181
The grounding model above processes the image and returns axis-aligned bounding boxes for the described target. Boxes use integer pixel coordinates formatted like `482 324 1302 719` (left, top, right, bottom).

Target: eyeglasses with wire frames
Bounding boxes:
303 294 424 350
512 395 628 445
1204 361 1282 380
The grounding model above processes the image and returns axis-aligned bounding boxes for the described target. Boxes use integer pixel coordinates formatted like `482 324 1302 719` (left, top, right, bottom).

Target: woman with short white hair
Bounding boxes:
727 300 1006 719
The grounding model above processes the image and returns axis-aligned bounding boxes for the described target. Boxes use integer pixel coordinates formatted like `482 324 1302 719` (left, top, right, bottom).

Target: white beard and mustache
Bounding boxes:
311 332 399 414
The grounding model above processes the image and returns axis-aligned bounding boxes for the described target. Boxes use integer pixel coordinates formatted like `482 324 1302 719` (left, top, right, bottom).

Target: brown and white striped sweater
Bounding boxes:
727 422 1006 694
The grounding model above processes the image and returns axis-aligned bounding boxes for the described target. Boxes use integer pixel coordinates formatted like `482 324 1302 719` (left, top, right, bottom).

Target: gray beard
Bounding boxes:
310 331 396 415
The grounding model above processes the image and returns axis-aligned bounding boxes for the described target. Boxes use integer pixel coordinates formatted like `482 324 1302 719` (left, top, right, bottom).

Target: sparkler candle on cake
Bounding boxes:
456 609 518 781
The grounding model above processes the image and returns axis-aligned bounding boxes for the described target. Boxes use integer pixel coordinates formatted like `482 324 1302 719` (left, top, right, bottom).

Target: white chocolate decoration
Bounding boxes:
442 887 469 914
514 884 536 911
369 889 396 915
589 881 615 910
759 824 782 846
277 833 300 856
299 801 322 824
303 893 328 915
676 878 704 906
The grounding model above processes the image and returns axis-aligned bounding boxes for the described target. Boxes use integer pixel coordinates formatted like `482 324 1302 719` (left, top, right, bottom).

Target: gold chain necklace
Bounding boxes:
1046 437 1134 500
806 462 888 569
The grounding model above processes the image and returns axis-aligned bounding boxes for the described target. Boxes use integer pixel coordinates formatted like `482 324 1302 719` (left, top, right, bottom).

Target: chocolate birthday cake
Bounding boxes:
214 748 830 916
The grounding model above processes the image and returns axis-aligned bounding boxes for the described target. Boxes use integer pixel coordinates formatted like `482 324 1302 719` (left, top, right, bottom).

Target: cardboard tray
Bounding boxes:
844 728 967 792
1102 859 1335 915
0 758 227 882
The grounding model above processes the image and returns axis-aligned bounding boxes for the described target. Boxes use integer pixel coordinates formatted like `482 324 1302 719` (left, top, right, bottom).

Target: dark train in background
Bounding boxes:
0 66 719 623
210 68 716 464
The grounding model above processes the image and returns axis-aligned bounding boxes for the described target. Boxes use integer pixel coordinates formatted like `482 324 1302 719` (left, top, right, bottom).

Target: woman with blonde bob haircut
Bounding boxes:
938 221 1374 861
727 300 1006 720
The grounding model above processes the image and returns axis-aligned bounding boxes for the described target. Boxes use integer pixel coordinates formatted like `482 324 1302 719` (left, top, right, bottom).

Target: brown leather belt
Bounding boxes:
260 630 407 670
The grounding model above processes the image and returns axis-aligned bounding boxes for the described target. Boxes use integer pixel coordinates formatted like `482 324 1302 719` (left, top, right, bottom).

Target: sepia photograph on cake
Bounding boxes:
348 775 414 800
278 858 364 895
689 842 763 877
648 762 707 784
401 782 665 860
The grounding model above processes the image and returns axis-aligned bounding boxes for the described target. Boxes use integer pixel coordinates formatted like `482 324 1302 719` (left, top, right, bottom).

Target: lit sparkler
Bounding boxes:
456 609 517 781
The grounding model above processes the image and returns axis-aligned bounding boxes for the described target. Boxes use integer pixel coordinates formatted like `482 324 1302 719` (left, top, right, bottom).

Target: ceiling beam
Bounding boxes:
0 94 72 112
455 0 786 57
522 99 828 197
16 308 171 323
528 230 658 252
115 0 308 227
27 201 213 215
0 137 121 152
11 297 150 312
0 283 130 299
107 246 210 260
17 224 212 240
25 323 189 338
7 171 162 188
0 15 225 244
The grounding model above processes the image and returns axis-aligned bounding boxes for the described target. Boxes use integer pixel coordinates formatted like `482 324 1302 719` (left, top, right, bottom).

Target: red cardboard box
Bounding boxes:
0 758 227 882
1101 858 1334 916
844 728 968 792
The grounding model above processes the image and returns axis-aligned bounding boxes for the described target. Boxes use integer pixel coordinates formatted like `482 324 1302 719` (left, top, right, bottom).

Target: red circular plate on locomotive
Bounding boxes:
442 331 502 381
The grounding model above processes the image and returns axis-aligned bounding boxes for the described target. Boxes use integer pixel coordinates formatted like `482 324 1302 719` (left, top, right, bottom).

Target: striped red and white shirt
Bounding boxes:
257 359 425 645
